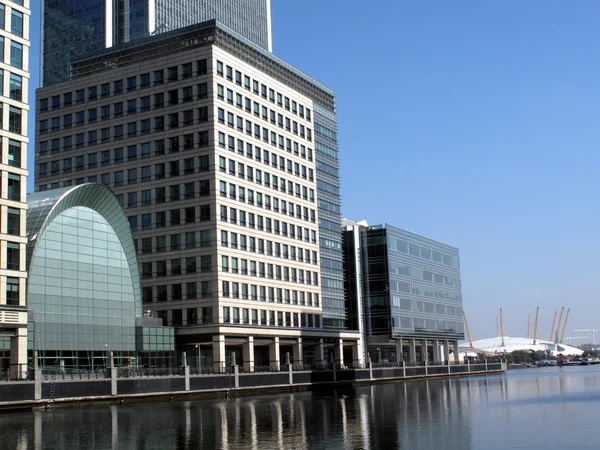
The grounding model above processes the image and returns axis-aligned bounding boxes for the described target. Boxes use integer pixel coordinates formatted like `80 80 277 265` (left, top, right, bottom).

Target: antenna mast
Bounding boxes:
560 308 570 344
533 306 539 345
555 307 565 343
500 308 505 347
463 312 473 348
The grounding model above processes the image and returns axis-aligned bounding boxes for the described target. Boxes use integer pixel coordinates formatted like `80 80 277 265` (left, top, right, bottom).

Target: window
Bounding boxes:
6 207 20 235
114 102 123 117
9 73 21 101
153 70 164 84
6 278 19 306
114 170 123 186
10 41 22 69
7 173 20 201
197 82 208 99
8 139 20 167
127 76 136 91
186 232 196 249
127 99 137 114
168 66 178 82
182 63 192 78
114 79 123 94
9 106 21 133
128 168 137 184
128 192 138 208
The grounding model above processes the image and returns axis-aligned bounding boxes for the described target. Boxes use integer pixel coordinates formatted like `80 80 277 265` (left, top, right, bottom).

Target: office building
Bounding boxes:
26 184 174 369
0 0 30 378
342 220 464 363
42 0 272 86
35 21 360 371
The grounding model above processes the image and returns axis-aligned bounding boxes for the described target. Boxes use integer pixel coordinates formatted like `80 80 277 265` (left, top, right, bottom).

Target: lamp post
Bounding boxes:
195 345 201 374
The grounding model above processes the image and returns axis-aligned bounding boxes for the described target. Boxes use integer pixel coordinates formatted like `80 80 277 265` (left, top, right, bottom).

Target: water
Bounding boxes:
2 366 600 449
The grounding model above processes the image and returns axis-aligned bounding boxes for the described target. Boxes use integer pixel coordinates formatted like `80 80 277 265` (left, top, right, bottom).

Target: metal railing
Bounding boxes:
0 360 504 382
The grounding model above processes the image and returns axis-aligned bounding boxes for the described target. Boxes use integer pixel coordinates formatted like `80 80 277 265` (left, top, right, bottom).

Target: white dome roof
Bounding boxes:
459 336 584 356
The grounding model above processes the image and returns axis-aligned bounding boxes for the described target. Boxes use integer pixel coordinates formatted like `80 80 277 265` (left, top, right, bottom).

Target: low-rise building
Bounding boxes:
343 220 465 363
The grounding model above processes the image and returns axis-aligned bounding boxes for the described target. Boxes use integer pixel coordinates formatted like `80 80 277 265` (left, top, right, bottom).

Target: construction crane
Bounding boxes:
574 329 599 344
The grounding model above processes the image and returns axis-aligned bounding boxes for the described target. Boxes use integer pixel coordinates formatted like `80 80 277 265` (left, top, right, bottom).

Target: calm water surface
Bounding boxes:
1 366 600 449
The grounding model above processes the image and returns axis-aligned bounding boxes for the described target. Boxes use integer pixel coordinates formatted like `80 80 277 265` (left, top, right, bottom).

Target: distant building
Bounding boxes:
342 220 465 363
0 0 31 378
41 0 272 85
26 184 174 369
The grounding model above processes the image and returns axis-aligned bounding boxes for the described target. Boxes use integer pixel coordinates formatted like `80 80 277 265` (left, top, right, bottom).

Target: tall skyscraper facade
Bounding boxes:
35 21 361 370
41 0 272 86
0 0 30 377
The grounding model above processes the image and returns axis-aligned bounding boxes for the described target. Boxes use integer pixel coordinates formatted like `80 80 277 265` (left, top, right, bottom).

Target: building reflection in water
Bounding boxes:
0 379 476 450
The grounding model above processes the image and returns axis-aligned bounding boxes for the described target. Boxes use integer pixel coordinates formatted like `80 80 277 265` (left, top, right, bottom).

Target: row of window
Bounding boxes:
40 132 209 158
39 59 210 111
39 104 210 135
219 230 318 264
122 181 209 209
40 154 209 183
218 128 314 168
149 302 323 330
218 205 318 243
216 59 312 123
137 230 211 255
219 178 316 220
216 87 312 139
221 309 322 330
137 229 318 270
217 154 316 202
142 280 212 302
220 257 319 287
128 203 318 245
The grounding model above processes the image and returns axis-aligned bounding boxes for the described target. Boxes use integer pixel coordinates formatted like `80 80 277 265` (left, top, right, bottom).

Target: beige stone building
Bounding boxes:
35 21 361 371
0 0 29 377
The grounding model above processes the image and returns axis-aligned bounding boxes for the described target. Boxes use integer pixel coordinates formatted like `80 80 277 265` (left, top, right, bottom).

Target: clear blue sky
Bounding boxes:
27 1 600 342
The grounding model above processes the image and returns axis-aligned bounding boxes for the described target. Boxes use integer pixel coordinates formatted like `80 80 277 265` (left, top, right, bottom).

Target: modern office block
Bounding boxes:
343 220 465 364
26 184 174 369
0 0 30 378
41 0 272 86
35 21 360 370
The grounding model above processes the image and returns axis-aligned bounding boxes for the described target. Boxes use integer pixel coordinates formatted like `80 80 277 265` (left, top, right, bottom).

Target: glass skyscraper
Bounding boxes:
41 0 272 86
343 221 464 363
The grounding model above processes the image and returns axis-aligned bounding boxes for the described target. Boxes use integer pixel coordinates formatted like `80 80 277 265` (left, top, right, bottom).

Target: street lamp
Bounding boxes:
195 345 201 374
